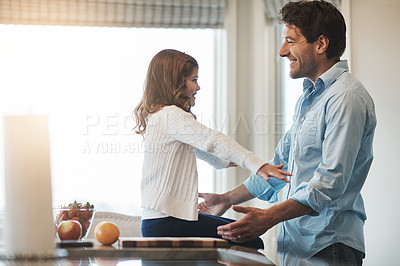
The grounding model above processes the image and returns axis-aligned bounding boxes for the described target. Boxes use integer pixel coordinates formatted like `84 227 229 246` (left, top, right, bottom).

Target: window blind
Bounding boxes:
0 0 226 29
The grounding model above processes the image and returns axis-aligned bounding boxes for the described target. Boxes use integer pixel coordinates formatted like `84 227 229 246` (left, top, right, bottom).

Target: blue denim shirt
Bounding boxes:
244 60 376 260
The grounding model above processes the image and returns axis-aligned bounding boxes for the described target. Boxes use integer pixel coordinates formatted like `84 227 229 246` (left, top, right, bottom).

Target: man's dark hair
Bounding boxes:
280 0 346 59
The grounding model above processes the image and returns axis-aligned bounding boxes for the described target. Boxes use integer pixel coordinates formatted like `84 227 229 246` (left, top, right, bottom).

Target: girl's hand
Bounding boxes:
256 163 291 183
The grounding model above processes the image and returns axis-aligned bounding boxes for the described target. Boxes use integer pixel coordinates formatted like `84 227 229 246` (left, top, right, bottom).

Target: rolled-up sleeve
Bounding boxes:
243 127 292 202
244 173 287 203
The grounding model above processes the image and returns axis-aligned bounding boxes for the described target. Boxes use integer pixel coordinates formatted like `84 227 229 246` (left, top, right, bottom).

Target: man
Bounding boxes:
198 1 376 265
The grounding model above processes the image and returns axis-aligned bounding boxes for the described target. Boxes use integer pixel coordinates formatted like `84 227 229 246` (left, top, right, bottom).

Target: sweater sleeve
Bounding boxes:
163 106 265 174
194 148 230 169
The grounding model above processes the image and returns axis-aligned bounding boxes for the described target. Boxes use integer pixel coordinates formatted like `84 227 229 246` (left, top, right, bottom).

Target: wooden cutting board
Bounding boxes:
119 237 230 248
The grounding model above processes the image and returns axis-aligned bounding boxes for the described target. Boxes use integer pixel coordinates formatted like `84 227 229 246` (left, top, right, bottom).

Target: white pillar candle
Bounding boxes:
4 115 55 258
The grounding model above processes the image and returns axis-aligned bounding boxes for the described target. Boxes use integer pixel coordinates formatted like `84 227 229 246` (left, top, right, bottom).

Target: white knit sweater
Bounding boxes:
141 105 266 221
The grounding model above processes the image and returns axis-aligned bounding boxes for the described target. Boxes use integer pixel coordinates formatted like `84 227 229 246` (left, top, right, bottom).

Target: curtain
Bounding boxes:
0 0 225 28
263 0 341 23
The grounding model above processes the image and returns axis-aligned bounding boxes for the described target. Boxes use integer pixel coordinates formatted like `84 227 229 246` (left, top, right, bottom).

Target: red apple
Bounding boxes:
57 220 82 241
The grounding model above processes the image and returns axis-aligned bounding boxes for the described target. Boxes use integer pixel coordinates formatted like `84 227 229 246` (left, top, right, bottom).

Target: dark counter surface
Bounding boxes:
0 238 275 265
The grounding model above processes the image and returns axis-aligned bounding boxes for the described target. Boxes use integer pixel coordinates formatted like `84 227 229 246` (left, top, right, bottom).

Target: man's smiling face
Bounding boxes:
279 24 320 82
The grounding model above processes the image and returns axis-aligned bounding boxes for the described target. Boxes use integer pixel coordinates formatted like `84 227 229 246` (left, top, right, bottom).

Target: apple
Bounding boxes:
57 220 82 241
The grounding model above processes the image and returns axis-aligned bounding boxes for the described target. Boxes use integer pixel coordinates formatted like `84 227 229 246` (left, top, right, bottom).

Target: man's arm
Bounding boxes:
198 184 254 216
217 199 313 243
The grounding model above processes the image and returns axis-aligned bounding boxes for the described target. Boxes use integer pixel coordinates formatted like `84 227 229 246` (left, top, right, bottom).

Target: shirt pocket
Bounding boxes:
298 112 318 146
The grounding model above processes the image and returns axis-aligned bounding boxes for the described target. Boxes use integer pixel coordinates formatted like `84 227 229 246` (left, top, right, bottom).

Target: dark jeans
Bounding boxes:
141 213 264 250
312 242 365 266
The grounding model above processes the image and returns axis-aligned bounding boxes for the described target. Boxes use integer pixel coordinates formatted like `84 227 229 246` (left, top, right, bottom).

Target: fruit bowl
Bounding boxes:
54 201 95 241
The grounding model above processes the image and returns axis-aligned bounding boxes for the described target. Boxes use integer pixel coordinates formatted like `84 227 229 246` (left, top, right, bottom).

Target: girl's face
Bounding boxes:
184 68 200 106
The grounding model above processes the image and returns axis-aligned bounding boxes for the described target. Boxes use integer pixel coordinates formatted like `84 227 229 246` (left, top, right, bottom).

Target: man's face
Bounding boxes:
279 24 319 82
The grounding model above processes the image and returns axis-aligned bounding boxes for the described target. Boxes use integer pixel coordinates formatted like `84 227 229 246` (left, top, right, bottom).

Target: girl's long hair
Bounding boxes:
133 49 198 135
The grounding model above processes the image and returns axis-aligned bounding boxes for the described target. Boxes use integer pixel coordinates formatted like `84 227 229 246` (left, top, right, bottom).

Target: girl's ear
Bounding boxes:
316 35 329 54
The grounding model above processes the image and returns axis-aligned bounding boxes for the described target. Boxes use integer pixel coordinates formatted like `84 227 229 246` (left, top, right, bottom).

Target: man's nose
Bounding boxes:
279 42 289 57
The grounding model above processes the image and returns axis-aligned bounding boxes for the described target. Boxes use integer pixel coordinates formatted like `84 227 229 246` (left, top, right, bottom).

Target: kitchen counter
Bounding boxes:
0 238 275 265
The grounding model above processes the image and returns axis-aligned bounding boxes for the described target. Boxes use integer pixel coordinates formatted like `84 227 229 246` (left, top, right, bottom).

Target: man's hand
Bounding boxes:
217 199 314 243
198 184 255 216
256 163 291 183
198 193 231 216
216 205 277 243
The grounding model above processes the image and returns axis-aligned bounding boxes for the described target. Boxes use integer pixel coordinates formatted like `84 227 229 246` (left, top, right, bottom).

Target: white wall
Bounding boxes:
221 0 280 263
350 0 400 265
219 0 273 205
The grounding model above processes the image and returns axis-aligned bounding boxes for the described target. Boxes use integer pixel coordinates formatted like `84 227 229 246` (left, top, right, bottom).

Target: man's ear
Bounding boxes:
316 35 329 54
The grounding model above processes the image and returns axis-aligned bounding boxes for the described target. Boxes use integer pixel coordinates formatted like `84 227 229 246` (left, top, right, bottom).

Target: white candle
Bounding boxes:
4 115 55 258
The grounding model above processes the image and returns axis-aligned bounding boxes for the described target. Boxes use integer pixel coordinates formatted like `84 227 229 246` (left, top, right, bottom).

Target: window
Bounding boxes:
276 24 303 138
0 25 220 215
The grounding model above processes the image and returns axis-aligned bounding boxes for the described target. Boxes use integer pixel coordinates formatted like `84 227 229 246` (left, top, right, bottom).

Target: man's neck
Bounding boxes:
310 58 340 83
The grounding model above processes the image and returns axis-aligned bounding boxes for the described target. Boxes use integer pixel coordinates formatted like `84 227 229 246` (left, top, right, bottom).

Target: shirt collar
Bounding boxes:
302 60 349 93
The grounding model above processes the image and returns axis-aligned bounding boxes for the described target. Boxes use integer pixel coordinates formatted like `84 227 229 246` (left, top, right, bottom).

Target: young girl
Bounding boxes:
134 49 290 249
